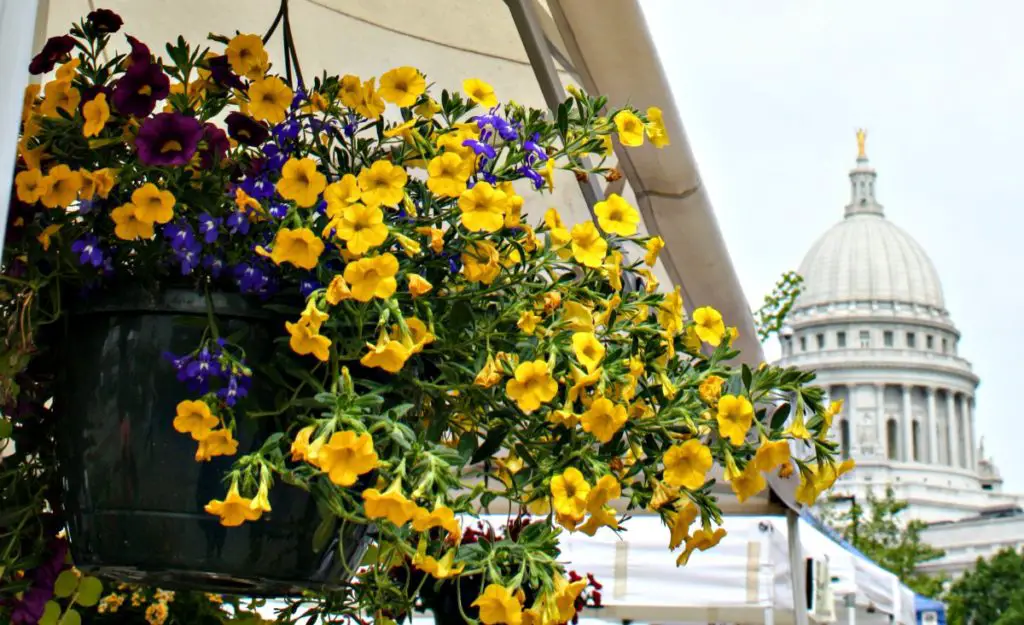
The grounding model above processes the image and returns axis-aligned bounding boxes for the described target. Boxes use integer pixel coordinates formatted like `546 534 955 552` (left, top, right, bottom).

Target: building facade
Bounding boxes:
776 135 1024 574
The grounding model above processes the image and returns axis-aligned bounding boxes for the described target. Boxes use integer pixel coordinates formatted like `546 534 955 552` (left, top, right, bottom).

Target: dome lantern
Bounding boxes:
846 129 884 218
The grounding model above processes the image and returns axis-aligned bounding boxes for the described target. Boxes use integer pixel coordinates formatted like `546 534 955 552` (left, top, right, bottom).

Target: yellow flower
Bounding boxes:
676 528 727 567
172 399 218 440
594 193 640 236
544 208 572 250
657 287 684 336
277 157 327 207
586 474 622 513
823 399 844 429
286 318 331 362
459 181 507 232
40 165 82 209
427 152 473 198
728 463 767 503
645 106 670 148
411 505 461 537
415 97 441 119
91 168 116 199
644 236 665 266
290 425 316 463
344 253 399 302
716 394 754 446
378 66 426 107
463 78 498 109
472 584 523 625
475 355 503 388
39 79 80 118
324 174 361 218
698 375 725 406
550 467 591 520
785 414 812 440
753 438 792 473
663 439 712 490
226 33 269 80
462 240 501 284
204 481 261 527
796 470 820 506
581 397 628 443
250 481 272 513
338 74 363 108
517 311 543 335
326 275 353 305
97 594 125 614
541 158 555 191
15 169 45 203
692 306 726 346
82 93 110 138
332 203 388 254
572 331 605 373
567 364 601 403
144 602 169 625
36 224 60 250
271 227 325 270
561 301 595 332
570 221 607 268
413 548 464 579
357 160 408 207
552 575 589 621
362 485 418 526
247 76 293 124
110 203 154 241
316 431 378 486
361 332 412 373
355 78 386 119
56 58 80 81
506 360 558 413
401 274 431 298
614 110 645 147
668 503 700 549
393 232 421 257
131 183 176 224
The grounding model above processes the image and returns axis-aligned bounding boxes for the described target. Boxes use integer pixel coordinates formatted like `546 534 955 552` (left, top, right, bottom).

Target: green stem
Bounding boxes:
204 283 220 341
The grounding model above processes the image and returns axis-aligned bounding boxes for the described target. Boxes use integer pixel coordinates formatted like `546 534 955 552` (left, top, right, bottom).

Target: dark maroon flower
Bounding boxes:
112 61 169 117
86 8 123 34
225 111 270 146
78 84 113 114
199 122 229 168
136 112 204 167
207 55 246 91
125 34 151 66
9 538 68 624
28 35 76 74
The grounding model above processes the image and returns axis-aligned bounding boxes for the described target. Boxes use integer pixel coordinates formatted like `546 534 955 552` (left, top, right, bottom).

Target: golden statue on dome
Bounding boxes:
856 128 867 159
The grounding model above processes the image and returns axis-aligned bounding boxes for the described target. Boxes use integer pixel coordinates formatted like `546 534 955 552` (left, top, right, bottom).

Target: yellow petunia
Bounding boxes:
594 193 640 236
662 439 712 490
324 174 361 218
614 110 645 147
247 76 293 124
362 484 418 526
463 78 498 109
36 224 60 251
753 438 792 473
645 106 671 148
472 584 523 625
462 240 501 284
285 318 331 362
270 227 325 270
676 528 727 567
587 475 622 513
15 169 45 204
517 311 543 335
505 360 558 413
427 152 473 198
580 397 628 443
475 355 503 388
360 332 412 373
290 425 317 463
459 181 507 232
195 428 239 462
544 208 572 251
226 34 269 80
277 157 327 208
316 431 378 487
110 203 154 241
644 236 665 266
413 549 464 579
570 221 607 268
572 331 605 373
692 306 726 346
39 79 80 118
40 164 82 209
411 504 461 537
698 375 725 406
378 66 426 107
204 481 261 527
408 273 433 297
131 183 176 224
82 93 110 138
657 287 684 336
173 399 218 440
326 275 353 305
332 202 388 254
357 160 408 207
562 301 595 332
354 78 386 120
550 467 591 520
716 394 754 445
727 462 767 503
344 253 399 302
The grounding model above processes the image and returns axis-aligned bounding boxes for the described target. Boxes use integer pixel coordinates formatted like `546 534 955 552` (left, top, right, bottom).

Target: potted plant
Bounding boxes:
2 6 847 623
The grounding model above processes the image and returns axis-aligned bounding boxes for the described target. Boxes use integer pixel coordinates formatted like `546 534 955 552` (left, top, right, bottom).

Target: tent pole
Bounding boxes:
846 593 857 625
787 509 809 625
764 606 775 625
0 0 41 262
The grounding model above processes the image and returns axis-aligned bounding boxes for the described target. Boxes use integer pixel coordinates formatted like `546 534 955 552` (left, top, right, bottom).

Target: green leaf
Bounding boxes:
62 608 82 625
471 426 509 464
76 576 103 607
457 430 478 462
53 570 79 598
312 516 336 553
770 403 791 430
40 601 61 625
0 418 11 439
741 364 752 391
557 102 569 137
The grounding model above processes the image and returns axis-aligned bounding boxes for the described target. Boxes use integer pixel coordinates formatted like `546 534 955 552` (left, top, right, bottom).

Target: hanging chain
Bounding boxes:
262 0 305 89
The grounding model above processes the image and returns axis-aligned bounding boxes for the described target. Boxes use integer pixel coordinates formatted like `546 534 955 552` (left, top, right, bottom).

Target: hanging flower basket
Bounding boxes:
1 6 847 623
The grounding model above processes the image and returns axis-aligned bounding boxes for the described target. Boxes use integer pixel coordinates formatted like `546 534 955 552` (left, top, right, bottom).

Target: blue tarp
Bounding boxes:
915 594 947 625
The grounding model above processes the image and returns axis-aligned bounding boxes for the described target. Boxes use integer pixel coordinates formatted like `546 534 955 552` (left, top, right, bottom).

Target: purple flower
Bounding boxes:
273 118 301 143
480 171 498 185
463 138 496 161
77 198 97 215
475 114 518 141
291 88 307 110
175 247 201 275
203 253 225 278
225 210 251 236
206 55 246 91
10 539 68 624
135 112 203 167
262 143 289 172
163 220 198 253
268 202 289 219
520 165 545 190
186 347 221 387
87 8 123 34
29 35 76 75
523 133 548 163
112 58 169 117
226 112 270 147
71 235 104 267
199 123 229 169
125 35 152 66
197 212 221 244
300 277 321 298
234 262 268 294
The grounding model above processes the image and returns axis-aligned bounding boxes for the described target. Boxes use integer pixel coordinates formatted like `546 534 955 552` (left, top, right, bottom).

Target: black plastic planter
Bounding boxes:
53 286 371 595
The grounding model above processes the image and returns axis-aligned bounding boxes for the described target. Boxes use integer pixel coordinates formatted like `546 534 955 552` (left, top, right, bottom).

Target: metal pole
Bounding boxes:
0 0 41 262
846 593 857 625
764 605 775 625
787 509 810 625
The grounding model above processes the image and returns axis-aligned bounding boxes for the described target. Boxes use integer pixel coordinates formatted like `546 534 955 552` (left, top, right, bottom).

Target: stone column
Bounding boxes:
964 396 976 470
847 384 858 456
902 384 914 462
876 384 887 459
947 392 961 468
926 387 939 464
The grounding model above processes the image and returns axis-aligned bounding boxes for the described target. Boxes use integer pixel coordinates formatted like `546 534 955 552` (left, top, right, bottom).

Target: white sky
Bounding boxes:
640 0 1024 492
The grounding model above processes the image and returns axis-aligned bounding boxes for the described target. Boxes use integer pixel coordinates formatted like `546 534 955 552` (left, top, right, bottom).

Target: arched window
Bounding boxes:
840 420 851 459
912 421 921 462
887 419 899 460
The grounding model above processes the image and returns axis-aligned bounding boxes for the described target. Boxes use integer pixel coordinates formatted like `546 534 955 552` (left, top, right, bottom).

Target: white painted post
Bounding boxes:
787 510 809 625
926 387 939 464
947 391 961 468
846 593 857 625
901 384 914 462
0 0 41 261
